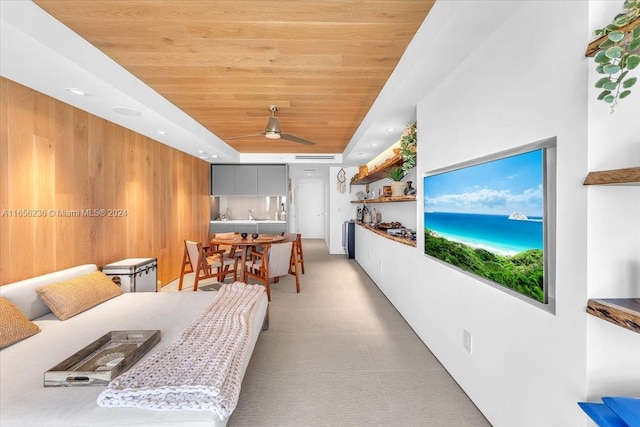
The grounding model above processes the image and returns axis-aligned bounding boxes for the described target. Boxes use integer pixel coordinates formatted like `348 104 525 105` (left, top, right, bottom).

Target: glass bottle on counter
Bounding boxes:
279 203 286 221
362 204 370 224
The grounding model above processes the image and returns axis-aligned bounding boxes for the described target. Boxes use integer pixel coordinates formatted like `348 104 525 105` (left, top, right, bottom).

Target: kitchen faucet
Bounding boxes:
248 209 255 220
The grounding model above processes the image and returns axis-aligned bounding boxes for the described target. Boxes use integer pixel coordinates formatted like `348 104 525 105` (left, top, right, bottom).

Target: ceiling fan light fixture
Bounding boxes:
227 105 315 145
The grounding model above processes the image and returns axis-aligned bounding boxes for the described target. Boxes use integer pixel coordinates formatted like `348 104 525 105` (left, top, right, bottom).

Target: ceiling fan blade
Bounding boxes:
227 132 266 140
281 133 316 145
227 106 314 145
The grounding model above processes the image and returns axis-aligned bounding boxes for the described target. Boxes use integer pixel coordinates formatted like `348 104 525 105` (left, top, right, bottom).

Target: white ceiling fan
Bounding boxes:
227 105 316 145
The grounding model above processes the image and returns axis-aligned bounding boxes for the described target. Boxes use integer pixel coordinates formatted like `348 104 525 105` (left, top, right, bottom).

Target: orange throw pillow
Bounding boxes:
0 297 41 349
36 271 123 320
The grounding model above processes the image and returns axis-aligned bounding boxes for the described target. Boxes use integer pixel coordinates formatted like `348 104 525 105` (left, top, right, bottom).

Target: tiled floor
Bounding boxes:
165 239 491 426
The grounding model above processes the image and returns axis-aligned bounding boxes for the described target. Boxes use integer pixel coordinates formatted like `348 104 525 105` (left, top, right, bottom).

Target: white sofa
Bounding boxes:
0 264 268 427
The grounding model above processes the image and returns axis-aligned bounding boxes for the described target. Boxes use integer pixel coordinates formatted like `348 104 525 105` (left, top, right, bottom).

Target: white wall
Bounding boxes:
354 1 594 425
327 1 640 424
586 1 640 400
328 166 358 254
416 2 589 425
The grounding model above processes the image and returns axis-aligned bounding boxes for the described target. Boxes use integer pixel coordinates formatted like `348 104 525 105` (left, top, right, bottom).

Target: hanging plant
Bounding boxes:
400 122 417 175
593 0 640 112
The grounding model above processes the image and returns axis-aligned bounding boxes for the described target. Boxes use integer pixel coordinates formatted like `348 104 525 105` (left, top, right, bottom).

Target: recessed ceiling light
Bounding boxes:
386 127 396 132
157 130 167 135
371 143 378 147
211 154 218 159
65 88 87 96
112 106 141 116
198 150 206 154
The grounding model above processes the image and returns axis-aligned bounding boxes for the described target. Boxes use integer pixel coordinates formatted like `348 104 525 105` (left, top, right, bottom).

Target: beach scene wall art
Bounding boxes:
424 148 548 303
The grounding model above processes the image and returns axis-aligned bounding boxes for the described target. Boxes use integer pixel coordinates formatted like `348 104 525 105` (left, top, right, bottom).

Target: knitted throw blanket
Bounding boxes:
96 282 264 419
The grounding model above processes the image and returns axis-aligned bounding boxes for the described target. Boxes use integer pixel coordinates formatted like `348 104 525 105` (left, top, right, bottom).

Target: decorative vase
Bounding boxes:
390 181 407 197
405 181 416 195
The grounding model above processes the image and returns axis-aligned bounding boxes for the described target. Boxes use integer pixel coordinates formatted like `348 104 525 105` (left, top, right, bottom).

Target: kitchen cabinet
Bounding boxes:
209 222 235 234
234 166 258 195
210 221 286 235
211 165 236 195
211 164 286 195
257 222 286 234
234 224 257 234
257 165 287 195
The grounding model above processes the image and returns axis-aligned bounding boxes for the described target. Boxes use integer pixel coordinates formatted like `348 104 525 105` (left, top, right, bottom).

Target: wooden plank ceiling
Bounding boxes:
34 0 435 154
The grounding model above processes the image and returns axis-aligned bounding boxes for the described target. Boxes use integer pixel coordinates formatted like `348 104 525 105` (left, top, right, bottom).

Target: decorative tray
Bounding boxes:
375 222 402 231
44 330 160 387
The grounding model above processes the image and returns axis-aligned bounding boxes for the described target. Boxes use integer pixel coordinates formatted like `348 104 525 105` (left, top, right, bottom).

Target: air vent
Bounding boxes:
294 155 335 160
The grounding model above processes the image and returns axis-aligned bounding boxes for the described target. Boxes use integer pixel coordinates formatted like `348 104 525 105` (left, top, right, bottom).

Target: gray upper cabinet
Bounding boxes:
234 165 258 195
211 164 286 196
257 165 287 195
211 165 236 195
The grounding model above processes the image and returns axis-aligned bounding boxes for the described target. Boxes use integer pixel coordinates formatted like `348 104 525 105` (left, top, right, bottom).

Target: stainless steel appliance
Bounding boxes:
342 221 355 259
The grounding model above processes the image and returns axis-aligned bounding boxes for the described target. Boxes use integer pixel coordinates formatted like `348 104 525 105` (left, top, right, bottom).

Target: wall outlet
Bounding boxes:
463 329 472 354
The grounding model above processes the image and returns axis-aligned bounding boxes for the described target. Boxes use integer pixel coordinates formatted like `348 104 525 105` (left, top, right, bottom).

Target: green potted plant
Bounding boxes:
400 122 417 175
592 0 640 112
387 166 407 196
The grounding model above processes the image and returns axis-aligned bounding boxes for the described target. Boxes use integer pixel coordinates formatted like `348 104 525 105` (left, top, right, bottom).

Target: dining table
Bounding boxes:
210 233 284 282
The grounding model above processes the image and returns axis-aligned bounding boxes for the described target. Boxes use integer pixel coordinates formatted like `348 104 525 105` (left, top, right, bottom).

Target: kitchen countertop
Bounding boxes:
210 220 286 224
356 221 417 247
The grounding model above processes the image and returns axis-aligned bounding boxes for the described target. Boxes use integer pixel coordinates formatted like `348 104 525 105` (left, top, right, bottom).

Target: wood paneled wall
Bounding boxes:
0 77 210 286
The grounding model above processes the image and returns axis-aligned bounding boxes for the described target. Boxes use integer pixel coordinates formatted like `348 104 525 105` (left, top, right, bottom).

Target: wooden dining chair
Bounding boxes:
244 241 300 300
281 232 305 274
210 232 242 275
178 239 237 291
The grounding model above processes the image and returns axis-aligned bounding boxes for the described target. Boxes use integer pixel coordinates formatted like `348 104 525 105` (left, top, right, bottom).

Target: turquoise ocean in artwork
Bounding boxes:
424 149 545 256
424 212 543 256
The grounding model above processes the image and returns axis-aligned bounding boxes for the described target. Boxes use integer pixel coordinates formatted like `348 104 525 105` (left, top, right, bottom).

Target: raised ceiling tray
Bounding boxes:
44 330 160 387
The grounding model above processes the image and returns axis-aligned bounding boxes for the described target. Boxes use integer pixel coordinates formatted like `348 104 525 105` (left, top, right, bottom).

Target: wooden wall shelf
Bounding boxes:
587 298 640 334
585 17 640 57
351 195 416 204
583 167 640 185
351 155 402 185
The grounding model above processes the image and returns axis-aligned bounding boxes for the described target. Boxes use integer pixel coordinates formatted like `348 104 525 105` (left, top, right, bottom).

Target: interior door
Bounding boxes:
296 180 324 238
